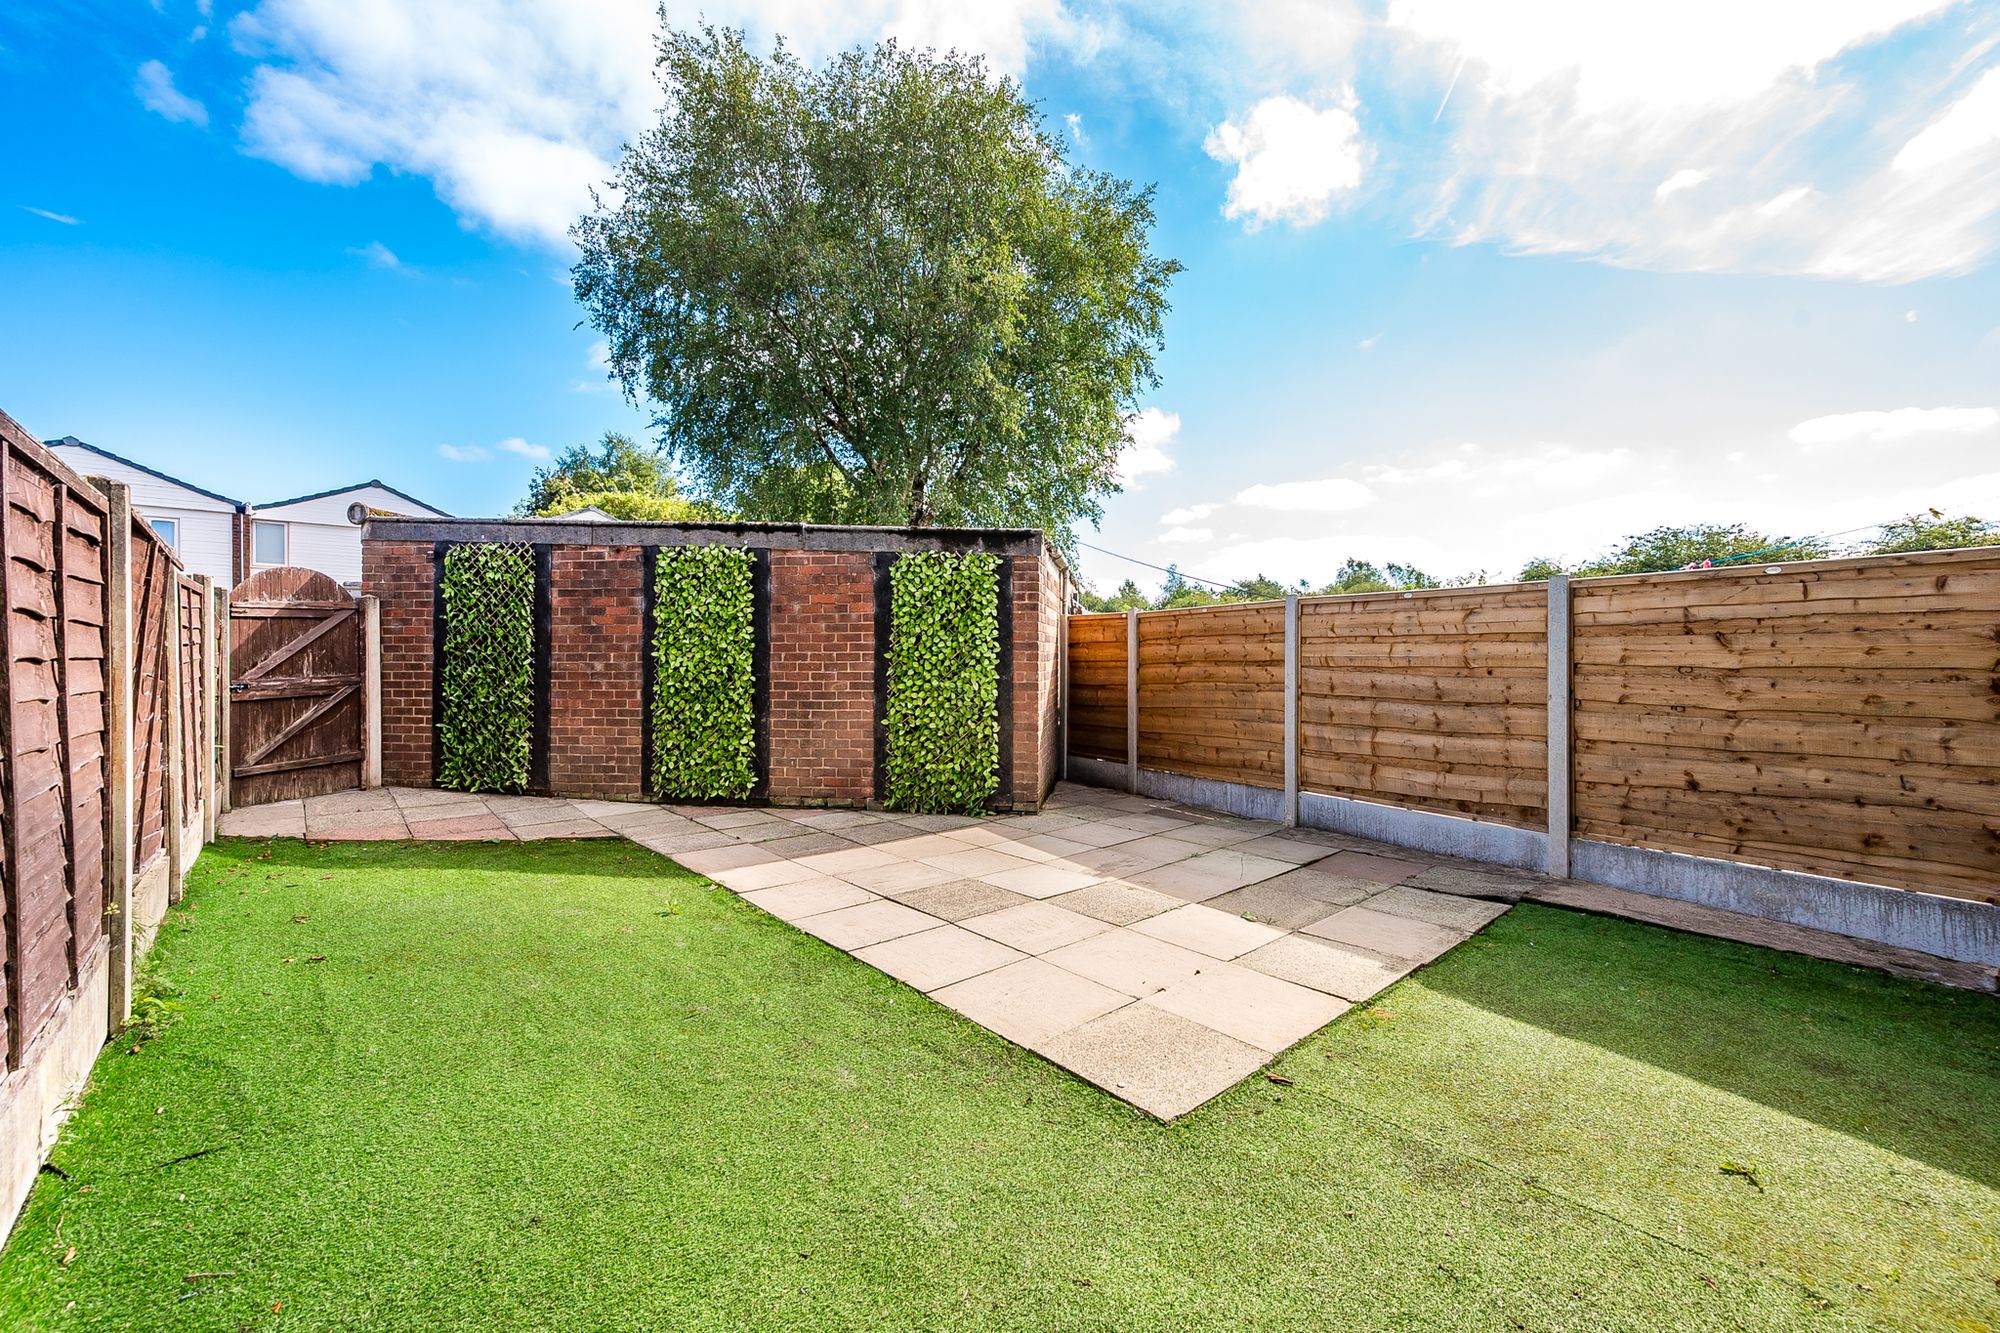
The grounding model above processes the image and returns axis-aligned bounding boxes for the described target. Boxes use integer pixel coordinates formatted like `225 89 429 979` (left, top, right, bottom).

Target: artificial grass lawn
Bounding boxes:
2 838 1995 1331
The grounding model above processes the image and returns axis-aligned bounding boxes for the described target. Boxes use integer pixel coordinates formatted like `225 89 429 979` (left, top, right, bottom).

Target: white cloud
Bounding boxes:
135 60 209 127
574 339 616 393
1654 167 1709 200
438 443 490 462
1234 477 1376 512
1356 332 1381 351
1158 526 1212 544
1204 92 1366 228
1789 406 2000 445
496 436 552 460
346 240 414 273
229 0 1076 248
1118 407 1179 482
20 206 81 225
1893 66 2000 173
1159 503 1217 525
1063 111 1087 144
1380 1 2000 282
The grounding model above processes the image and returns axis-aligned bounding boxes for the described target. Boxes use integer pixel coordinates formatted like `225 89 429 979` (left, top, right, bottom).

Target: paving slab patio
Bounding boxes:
222 779 1522 1118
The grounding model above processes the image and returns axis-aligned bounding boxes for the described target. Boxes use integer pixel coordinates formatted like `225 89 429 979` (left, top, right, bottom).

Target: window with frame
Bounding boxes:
253 520 288 566
149 517 179 550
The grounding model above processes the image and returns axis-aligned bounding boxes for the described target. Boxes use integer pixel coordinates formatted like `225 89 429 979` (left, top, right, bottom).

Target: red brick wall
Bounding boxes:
363 539 434 786
362 534 1058 809
766 550 877 805
546 546 644 797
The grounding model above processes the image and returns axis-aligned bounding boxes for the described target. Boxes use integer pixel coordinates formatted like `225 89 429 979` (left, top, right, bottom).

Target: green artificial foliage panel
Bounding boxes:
437 543 536 793
883 552 1002 814
650 547 759 800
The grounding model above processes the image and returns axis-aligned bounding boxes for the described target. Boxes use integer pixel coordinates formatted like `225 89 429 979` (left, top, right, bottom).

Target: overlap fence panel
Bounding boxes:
176 574 207 824
1137 602 1286 787
129 522 171 876
1570 550 2000 904
1065 613 1126 762
1298 586 1548 826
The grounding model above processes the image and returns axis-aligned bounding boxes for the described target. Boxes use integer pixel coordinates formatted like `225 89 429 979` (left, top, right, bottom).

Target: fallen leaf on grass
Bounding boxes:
61 1246 76 1266
1264 1073 1293 1086
304 955 326 964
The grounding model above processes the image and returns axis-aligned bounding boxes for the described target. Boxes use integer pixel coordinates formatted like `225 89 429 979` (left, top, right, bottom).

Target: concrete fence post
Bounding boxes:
197 576 217 848
1545 574 1572 879
1283 594 1300 827
1125 609 1139 794
162 567 186 905
215 585 232 814
95 481 135 1031
362 594 383 788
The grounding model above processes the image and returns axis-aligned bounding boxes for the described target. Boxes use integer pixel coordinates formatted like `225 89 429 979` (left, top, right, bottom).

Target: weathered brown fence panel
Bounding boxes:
130 531 170 876
0 417 113 1066
1570 549 2000 904
1066 613 1128 762
176 575 206 822
1298 585 1548 826
228 568 363 805
1138 602 1286 787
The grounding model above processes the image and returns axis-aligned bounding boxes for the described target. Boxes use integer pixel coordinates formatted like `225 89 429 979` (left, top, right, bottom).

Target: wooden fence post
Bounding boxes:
215 584 231 815
163 572 186 904
1125 609 1139 794
198 576 217 847
1283 594 1300 827
1545 574 1572 879
362 594 382 788
97 481 135 1031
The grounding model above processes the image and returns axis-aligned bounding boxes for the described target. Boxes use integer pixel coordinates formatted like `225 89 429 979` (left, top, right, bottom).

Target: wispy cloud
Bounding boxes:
1159 503 1217 525
1234 477 1376 512
573 339 615 393
1789 406 1999 446
346 241 417 275
19 206 81 225
135 60 208 128
437 443 490 463
496 437 551 460
1117 407 1179 483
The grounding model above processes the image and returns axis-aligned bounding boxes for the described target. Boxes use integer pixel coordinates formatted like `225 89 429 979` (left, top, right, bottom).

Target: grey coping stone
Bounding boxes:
885 879 1032 922
1045 882 1183 927
1040 1004 1269 1119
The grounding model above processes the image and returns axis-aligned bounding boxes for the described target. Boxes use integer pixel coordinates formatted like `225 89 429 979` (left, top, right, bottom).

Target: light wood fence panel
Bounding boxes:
1065 613 1127 762
1297 586 1548 826
1571 549 2000 904
1135 602 1287 787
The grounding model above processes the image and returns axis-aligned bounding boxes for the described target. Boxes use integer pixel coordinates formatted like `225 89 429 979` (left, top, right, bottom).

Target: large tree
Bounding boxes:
572 24 1181 537
515 432 721 521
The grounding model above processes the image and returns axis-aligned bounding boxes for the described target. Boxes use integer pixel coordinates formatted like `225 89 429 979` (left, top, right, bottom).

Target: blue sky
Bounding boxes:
4 1 1998 593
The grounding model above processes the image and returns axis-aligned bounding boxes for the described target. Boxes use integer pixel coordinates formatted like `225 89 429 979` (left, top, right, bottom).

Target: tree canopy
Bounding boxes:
572 24 1181 541
515 432 722 521
1868 510 1997 554
1517 524 1827 580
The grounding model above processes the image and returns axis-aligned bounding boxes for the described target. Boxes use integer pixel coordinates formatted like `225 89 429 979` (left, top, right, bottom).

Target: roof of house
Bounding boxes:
45 436 246 510
256 479 451 518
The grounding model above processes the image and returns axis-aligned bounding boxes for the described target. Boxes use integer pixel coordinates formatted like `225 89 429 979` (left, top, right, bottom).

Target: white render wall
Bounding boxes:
254 483 447 587
49 446 237 584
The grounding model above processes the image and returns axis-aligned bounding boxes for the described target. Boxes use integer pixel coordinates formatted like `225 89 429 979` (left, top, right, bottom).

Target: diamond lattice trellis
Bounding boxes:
437 542 536 793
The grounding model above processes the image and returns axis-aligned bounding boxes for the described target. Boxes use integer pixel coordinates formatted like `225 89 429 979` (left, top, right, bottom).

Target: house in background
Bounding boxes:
49 437 448 589
48 437 245 585
250 482 450 585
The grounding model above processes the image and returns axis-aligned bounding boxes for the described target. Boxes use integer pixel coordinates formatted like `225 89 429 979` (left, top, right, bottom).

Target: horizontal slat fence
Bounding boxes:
1136 602 1286 786
1299 586 1546 826
1068 548 2000 908
1065 613 1127 762
1570 551 2000 902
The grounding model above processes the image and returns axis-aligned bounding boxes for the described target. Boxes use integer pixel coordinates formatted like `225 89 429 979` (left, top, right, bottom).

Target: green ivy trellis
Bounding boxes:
436 542 536 793
650 546 759 800
882 551 1003 814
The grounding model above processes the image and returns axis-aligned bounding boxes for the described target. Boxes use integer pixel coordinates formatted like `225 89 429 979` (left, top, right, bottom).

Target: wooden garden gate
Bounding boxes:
228 568 363 804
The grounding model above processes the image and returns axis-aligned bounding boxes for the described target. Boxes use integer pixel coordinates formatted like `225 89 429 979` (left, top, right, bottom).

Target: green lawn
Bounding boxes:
2 836 1995 1331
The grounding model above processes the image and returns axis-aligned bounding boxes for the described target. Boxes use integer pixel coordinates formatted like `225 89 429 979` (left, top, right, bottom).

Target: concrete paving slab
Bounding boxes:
961 902 1110 954
854 926 1026 993
1132 903 1285 960
1045 881 1183 926
885 879 1031 922
1315 850 1434 884
1040 1004 1268 1119
1144 964 1350 1054
741 879 877 922
1236 935 1413 1001
1301 905 1467 963
794 899 943 950
1365 885 1511 932
979 863 1103 900
931 958 1130 1049
1041 930 1214 997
